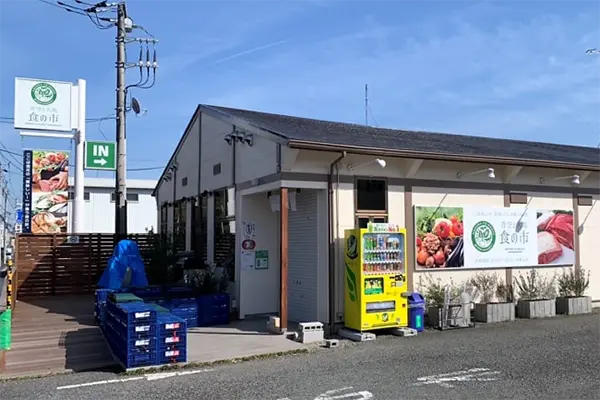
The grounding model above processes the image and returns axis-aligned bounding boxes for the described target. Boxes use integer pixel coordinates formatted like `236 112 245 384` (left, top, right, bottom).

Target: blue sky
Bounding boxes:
1 0 599 209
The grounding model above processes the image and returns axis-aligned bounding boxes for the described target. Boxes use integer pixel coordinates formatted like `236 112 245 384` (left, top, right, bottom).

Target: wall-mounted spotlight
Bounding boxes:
539 174 580 185
457 168 495 180
348 158 387 170
224 133 234 145
241 132 254 146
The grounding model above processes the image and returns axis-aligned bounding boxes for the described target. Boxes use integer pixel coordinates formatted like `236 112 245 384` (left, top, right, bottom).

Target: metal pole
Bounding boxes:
1 183 7 265
115 2 128 236
73 79 86 233
0 164 8 265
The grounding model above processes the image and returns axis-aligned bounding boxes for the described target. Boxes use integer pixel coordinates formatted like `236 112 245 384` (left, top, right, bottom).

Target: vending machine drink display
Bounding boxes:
344 223 408 332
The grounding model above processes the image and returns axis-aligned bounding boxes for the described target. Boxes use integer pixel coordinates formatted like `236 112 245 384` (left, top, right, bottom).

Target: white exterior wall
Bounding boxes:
67 187 156 233
283 150 600 319
578 195 600 304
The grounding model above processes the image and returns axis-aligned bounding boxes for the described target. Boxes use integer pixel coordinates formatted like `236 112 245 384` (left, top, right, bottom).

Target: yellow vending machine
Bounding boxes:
344 223 408 332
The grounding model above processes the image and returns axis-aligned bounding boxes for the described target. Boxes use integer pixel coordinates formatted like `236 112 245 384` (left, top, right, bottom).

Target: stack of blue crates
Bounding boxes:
104 301 158 369
155 312 187 364
94 289 112 329
169 297 198 328
197 294 229 327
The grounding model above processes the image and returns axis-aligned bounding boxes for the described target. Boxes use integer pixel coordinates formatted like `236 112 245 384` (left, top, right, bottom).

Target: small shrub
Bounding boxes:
496 281 515 303
469 272 500 303
557 267 590 297
514 269 557 301
418 274 461 307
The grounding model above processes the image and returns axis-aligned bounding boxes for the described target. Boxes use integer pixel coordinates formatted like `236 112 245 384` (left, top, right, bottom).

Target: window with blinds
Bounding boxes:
214 188 235 282
192 196 208 263
174 200 186 251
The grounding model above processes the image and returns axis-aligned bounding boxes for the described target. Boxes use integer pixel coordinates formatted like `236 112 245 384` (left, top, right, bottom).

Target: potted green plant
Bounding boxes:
514 269 557 319
419 274 462 329
556 267 592 315
142 232 180 286
470 272 515 323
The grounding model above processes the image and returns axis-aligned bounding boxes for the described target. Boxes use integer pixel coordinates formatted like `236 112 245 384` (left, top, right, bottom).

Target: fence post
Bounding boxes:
51 235 57 296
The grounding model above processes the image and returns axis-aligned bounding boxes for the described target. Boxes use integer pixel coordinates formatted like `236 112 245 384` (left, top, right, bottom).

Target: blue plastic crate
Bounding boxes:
197 294 229 327
157 348 187 365
113 347 157 369
95 289 113 304
156 332 187 347
105 321 157 356
105 309 157 337
107 302 157 326
157 313 187 333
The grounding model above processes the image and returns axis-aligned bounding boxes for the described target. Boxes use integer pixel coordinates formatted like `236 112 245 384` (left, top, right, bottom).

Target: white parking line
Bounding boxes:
411 367 501 388
56 368 213 390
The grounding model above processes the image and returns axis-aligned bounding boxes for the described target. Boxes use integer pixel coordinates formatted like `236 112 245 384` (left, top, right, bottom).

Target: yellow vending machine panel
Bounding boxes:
344 223 408 332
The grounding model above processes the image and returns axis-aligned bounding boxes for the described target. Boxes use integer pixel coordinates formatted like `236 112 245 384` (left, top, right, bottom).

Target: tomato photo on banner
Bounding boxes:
414 206 465 269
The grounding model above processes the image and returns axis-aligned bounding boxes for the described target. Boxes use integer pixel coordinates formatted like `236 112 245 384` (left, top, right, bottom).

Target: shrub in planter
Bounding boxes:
556 268 592 315
514 269 557 319
188 263 231 326
470 272 515 323
419 274 462 329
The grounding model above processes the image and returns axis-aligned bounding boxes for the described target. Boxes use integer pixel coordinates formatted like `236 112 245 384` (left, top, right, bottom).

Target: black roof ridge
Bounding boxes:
204 104 599 153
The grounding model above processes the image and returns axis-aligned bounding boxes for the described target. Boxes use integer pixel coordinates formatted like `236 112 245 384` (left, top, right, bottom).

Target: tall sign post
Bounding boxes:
14 77 86 233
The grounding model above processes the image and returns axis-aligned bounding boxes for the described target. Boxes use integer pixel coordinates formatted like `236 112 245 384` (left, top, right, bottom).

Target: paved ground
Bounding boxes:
2 313 599 400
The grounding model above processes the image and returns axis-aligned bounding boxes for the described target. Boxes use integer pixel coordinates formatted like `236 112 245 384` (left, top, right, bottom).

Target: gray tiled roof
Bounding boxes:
206 105 600 168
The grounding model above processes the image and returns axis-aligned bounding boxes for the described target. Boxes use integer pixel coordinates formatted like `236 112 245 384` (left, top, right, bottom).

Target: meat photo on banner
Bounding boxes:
30 150 70 234
536 210 575 265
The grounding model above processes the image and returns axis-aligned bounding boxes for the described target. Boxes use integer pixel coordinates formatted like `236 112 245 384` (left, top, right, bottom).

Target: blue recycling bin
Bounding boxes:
407 293 425 332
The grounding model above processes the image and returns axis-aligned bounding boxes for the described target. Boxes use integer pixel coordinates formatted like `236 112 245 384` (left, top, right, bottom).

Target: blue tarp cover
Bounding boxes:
98 239 149 289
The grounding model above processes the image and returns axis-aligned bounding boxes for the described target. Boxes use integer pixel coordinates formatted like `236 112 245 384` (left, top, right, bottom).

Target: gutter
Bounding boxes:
288 140 600 172
327 151 347 334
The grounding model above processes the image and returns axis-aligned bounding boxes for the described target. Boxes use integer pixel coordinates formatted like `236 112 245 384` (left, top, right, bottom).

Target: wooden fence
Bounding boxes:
15 233 153 298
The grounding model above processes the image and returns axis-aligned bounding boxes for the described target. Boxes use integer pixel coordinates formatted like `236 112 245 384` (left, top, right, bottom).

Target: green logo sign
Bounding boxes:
31 82 57 105
471 221 496 253
85 141 116 170
346 235 358 260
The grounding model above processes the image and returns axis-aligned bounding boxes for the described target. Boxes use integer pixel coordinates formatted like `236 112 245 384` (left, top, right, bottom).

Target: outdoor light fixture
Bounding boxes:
224 133 234 145
456 168 495 180
539 175 580 186
348 158 387 170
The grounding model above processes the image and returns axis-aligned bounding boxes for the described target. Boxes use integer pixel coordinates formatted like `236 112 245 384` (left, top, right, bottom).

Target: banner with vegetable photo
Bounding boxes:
536 209 574 266
414 206 465 269
30 150 69 234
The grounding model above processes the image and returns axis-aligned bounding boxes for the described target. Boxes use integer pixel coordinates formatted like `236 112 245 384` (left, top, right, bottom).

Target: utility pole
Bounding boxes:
0 164 7 265
115 2 128 237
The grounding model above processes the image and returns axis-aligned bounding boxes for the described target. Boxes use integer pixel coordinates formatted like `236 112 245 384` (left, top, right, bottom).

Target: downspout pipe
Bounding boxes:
327 151 347 334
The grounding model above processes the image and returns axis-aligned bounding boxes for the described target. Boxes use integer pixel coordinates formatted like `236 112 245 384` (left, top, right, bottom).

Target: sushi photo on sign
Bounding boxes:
414 206 465 269
536 209 575 266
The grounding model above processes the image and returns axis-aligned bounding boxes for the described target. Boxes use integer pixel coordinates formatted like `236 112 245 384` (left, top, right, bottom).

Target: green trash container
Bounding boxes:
0 309 12 350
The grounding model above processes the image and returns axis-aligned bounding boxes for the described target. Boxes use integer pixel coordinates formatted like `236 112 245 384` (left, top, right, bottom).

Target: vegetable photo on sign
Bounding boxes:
536 209 575 266
414 206 465 269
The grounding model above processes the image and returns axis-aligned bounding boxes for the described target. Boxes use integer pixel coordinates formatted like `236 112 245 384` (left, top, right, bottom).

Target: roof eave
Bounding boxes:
287 139 600 172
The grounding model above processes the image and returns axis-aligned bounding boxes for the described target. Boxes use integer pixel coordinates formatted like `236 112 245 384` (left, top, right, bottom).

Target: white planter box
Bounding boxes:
556 296 592 315
474 302 515 323
516 299 556 319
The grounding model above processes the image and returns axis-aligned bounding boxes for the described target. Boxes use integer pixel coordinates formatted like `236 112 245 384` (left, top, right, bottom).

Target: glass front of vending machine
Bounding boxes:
344 223 408 332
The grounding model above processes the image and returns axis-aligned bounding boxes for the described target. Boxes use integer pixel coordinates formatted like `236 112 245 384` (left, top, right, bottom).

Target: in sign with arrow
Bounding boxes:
85 140 117 171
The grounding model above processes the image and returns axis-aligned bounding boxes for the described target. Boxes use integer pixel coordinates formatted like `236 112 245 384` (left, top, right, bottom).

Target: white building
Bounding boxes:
68 177 157 233
153 104 600 327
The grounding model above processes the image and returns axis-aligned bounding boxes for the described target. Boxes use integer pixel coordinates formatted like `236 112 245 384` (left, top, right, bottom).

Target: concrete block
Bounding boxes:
266 320 285 335
390 327 417 337
325 339 339 348
297 322 324 343
556 296 592 315
517 299 556 319
338 328 376 342
269 316 281 328
474 302 515 323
